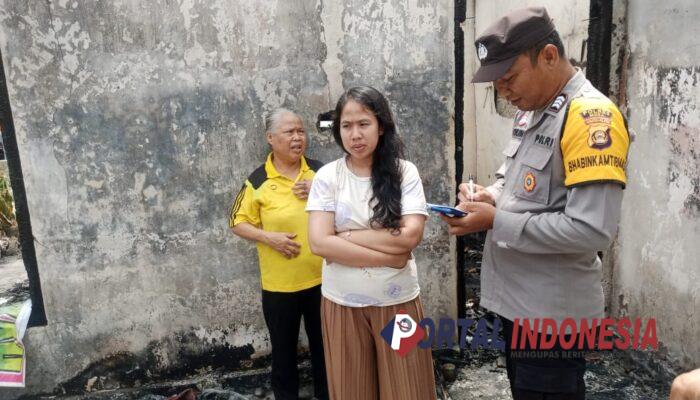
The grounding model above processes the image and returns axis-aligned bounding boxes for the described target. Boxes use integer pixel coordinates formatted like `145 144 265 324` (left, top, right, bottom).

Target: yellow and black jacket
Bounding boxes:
230 153 324 292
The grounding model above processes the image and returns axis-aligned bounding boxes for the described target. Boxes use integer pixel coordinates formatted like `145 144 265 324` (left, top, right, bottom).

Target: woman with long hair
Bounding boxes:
306 86 437 399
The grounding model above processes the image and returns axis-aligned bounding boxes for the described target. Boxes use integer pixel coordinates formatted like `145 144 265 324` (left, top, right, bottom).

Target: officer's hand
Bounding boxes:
458 183 495 205
263 232 301 258
670 368 700 400
293 179 312 200
440 201 496 235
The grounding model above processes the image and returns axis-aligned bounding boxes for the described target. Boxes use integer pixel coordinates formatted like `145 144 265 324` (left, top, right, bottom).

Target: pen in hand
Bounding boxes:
467 174 475 202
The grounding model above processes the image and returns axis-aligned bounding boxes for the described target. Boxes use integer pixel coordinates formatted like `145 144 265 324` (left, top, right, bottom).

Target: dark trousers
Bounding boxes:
262 285 328 400
502 317 587 400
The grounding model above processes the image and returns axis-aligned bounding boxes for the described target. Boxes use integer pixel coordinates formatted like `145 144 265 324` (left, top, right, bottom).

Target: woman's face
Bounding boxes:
339 100 382 162
266 113 306 163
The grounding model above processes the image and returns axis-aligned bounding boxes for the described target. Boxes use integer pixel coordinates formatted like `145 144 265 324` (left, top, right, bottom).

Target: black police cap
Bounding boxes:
472 6 556 83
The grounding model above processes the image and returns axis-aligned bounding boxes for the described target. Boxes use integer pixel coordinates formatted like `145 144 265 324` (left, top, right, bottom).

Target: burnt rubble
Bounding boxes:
12 233 684 400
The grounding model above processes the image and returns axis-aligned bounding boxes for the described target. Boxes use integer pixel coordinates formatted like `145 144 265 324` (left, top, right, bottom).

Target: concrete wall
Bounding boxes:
610 1 700 369
0 0 455 396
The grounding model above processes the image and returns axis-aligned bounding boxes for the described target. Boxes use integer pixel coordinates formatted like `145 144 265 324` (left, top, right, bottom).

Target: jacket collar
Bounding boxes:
264 152 309 180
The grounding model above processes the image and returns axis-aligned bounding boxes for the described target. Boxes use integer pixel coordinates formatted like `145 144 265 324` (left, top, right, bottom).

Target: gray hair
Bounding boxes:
264 108 301 134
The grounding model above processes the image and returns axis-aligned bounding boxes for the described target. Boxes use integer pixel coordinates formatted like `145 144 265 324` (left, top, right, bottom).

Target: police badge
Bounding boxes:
580 108 613 150
524 171 536 192
589 128 612 149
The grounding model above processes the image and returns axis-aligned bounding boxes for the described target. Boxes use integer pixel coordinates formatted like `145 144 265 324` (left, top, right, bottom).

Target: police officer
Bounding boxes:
443 7 631 400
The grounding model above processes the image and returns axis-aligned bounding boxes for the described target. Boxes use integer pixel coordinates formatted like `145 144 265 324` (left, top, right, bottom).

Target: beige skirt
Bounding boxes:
321 295 437 400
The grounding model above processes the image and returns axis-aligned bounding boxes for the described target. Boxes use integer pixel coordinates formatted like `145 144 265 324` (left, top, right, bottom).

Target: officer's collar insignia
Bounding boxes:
548 93 567 112
515 111 529 129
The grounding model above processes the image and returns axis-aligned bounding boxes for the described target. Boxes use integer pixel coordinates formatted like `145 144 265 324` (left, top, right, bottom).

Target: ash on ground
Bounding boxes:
0 251 29 305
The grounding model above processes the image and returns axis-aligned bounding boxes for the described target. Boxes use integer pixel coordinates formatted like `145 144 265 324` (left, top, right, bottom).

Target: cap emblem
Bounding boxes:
477 43 488 61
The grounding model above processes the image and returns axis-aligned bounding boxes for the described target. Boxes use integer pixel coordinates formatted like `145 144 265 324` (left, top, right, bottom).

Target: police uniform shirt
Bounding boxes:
481 69 631 324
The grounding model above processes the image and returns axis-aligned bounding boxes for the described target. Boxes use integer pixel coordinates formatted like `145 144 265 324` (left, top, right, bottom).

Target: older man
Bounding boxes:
443 7 631 400
229 109 327 400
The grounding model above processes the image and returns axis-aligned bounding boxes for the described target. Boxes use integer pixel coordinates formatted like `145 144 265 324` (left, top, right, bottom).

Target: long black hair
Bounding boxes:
332 86 405 231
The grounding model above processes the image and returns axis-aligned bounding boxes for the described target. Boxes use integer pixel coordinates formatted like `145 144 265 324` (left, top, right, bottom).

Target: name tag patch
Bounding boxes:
534 134 554 148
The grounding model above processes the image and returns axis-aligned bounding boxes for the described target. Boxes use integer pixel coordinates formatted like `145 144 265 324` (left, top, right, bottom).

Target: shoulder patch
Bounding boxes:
561 97 630 188
305 157 324 172
247 164 268 189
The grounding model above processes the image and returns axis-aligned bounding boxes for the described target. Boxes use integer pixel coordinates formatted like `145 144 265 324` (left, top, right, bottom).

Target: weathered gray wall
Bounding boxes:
610 1 700 369
0 0 455 396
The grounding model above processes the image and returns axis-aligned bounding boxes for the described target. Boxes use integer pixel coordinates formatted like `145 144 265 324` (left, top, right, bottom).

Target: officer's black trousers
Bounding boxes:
502 317 587 400
262 285 329 400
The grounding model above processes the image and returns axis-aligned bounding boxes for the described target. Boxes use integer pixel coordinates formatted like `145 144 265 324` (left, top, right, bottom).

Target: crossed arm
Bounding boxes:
307 211 426 268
